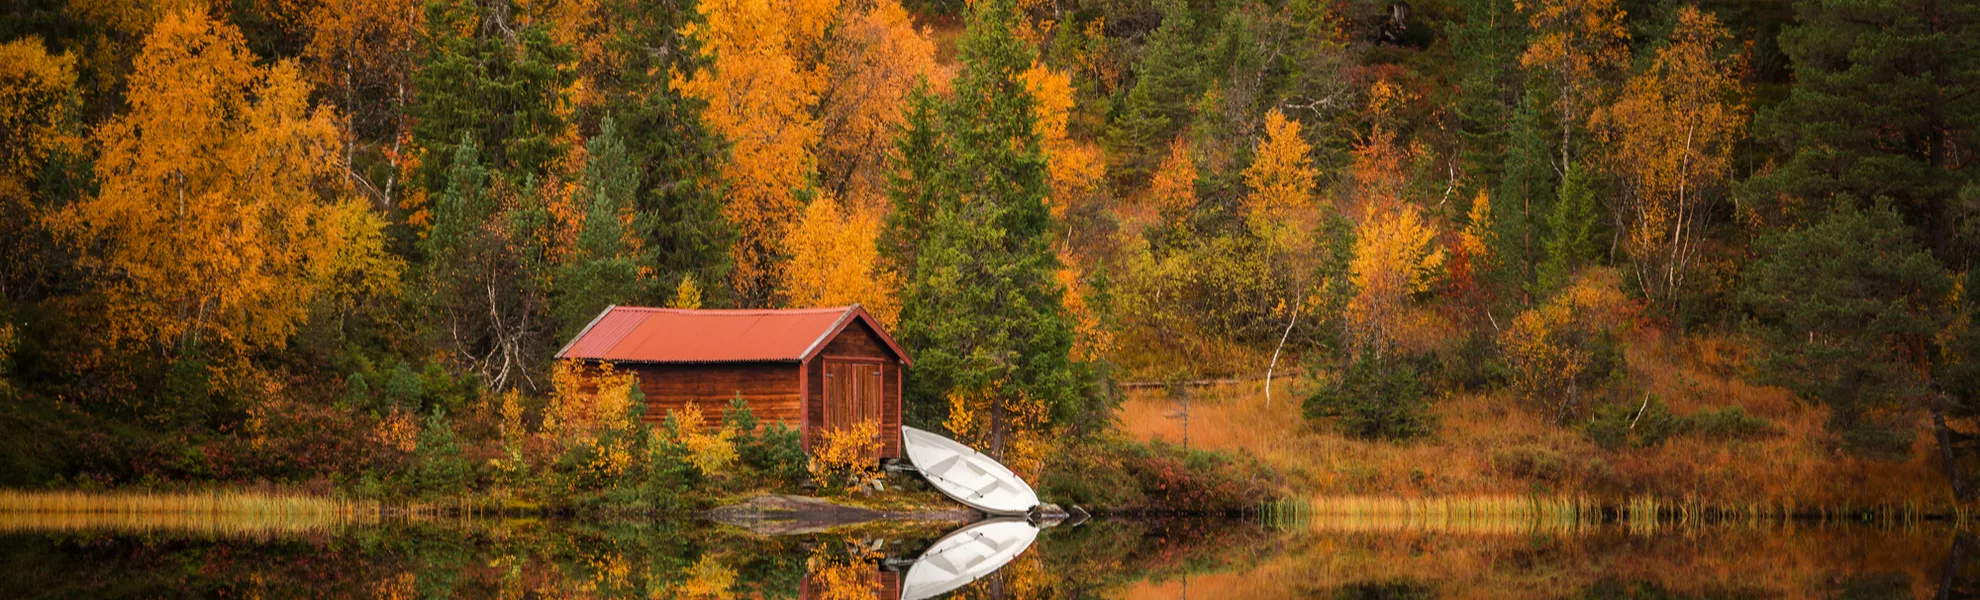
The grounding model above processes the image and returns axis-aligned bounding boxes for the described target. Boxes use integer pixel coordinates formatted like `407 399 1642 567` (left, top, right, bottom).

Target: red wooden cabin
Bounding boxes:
555 305 912 458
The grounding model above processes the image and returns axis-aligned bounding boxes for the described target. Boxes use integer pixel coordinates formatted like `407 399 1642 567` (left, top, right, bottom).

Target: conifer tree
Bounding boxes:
1489 93 1557 305
1537 165 1601 294
1106 0 1204 182
554 119 643 338
886 0 1094 453
1740 0 1978 264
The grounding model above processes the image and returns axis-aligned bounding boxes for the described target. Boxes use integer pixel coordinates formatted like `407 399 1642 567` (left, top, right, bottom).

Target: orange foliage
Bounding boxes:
678 0 840 303
1020 62 1105 220
1241 109 1320 244
1346 205 1446 355
53 8 399 358
1592 6 1747 306
1499 267 1637 417
0 38 78 199
819 0 943 205
780 195 901 325
1146 136 1197 222
1518 0 1629 156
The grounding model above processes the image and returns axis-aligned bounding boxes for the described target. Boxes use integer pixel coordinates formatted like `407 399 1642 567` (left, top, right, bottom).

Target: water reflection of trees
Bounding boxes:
2 519 1976 599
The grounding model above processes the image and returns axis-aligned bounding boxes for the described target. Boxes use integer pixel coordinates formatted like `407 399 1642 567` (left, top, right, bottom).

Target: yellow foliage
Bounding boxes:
678 0 840 302
671 402 739 478
0 37 78 199
943 385 1052 480
1460 190 1495 261
1242 109 1319 244
1591 6 1746 306
53 9 401 358
1145 136 1197 227
806 540 882 600
669 274 705 309
1346 205 1446 355
780 196 901 325
1518 0 1630 130
1500 267 1638 417
378 408 420 453
1056 252 1114 363
809 419 881 491
819 0 943 204
670 555 737 599
1020 62 1105 220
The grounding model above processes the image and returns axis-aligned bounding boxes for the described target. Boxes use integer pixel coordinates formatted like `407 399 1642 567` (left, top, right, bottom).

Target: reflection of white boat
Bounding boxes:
900 426 1040 517
899 518 1040 600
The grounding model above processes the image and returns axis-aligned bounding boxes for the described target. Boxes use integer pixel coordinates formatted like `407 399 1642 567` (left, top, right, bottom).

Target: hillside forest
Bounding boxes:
2 0 1978 508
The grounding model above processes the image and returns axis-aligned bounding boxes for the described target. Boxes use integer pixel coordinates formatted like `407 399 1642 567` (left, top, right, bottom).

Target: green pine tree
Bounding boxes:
1739 0 1979 262
1742 204 1953 458
1106 0 1205 182
554 119 644 338
1490 92 1558 304
411 0 577 202
1450 0 1528 191
887 0 1096 446
1537 164 1602 294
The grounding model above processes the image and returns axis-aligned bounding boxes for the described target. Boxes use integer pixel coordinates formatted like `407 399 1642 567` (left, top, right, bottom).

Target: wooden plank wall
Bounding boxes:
805 320 904 458
627 362 802 430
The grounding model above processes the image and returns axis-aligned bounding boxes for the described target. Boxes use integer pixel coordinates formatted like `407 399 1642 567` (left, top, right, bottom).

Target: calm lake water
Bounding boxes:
0 514 1970 598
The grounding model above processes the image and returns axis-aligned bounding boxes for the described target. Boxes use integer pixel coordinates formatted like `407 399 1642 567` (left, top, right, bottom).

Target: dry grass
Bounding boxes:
0 489 380 536
1117 329 1955 508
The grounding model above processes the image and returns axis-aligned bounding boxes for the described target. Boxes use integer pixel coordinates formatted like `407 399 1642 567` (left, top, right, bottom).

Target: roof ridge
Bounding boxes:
611 306 855 315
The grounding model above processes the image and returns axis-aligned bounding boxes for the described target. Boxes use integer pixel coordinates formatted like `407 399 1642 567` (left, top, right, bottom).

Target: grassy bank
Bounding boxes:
1120 333 1955 510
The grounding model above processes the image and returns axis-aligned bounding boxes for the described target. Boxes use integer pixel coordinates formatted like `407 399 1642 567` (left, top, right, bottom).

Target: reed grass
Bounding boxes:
1264 495 1596 534
0 489 381 536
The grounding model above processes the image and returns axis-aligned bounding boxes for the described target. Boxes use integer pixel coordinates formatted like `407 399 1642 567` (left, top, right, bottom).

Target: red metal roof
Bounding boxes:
554 305 911 365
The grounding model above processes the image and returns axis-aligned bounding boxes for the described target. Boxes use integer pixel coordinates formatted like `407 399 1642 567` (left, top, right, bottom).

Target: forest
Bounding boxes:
0 0 1976 510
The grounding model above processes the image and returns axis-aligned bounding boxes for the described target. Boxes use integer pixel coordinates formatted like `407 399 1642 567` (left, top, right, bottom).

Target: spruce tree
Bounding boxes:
411 0 576 197
1106 0 1204 182
1451 0 1528 191
1537 165 1601 294
597 0 736 306
1740 0 1979 262
554 119 643 338
1489 92 1557 304
887 0 1094 445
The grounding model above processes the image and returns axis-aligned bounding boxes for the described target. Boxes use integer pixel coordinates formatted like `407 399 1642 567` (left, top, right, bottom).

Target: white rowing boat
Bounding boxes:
899 518 1040 600
899 426 1040 516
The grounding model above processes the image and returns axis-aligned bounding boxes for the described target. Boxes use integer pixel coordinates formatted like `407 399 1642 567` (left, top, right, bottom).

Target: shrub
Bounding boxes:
1691 405 1776 440
1040 436 1277 513
408 410 471 496
725 396 807 488
1500 268 1637 423
1491 444 1570 482
808 421 881 494
1582 396 1683 450
1303 350 1435 441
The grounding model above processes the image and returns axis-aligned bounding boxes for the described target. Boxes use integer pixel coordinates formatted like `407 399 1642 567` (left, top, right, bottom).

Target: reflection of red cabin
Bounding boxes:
555 305 911 457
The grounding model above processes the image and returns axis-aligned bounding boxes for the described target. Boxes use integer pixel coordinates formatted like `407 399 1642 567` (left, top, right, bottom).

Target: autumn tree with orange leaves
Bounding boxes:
1592 6 1747 310
54 8 399 361
1518 0 1629 168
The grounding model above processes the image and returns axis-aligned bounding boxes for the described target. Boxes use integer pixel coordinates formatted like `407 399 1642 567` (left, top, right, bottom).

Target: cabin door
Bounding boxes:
823 359 885 455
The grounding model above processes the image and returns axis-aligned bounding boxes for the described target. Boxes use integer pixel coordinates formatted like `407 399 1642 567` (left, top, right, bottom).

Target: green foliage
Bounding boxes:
1739 0 1980 249
1538 165 1603 295
1039 436 1277 513
1582 397 1683 450
596 0 735 306
1489 93 1557 303
408 411 471 496
554 118 644 338
1690 405 1777 440
411 0 576 193
886 0 1096 429
1106 0 1205 180
1302 351 1436 441
724 396 807 487
1742 204 1952 457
